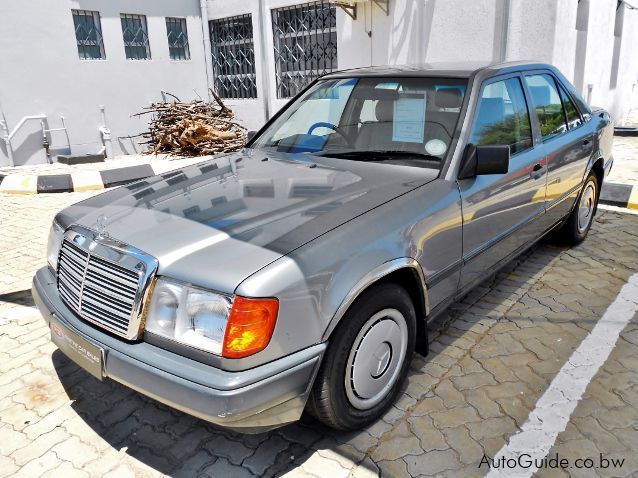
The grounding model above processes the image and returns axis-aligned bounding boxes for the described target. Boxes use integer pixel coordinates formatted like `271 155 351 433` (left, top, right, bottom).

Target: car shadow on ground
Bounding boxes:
425 241 566 337
51 348 368 477
0 289 35 308
50 240 567 477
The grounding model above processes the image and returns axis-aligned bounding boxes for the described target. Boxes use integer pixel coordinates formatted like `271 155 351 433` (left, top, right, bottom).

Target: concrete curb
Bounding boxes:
614 126 638 137
600 182 638 210
0 164 157 195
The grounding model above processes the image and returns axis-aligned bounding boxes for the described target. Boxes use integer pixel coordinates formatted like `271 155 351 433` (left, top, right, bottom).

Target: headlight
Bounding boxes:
145 277 278 358
47 220 65 270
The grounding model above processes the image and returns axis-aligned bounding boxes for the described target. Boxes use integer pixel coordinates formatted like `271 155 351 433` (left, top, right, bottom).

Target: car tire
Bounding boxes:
556 172 599 246
307 283 416 430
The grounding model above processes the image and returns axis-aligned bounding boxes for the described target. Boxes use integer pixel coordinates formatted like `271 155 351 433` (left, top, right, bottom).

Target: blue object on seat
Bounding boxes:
480 97 505 123
529 86 550 106
277 134 327 153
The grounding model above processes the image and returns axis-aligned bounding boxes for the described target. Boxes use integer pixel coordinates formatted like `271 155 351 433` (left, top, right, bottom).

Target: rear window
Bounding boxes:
559 86 583 130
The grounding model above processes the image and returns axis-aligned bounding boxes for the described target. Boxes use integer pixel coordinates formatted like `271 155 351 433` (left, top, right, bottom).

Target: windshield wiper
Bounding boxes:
318 150 441 161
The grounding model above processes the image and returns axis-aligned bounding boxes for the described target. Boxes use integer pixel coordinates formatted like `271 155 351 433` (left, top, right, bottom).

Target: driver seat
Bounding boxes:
355 100 395 150
357 100 428 154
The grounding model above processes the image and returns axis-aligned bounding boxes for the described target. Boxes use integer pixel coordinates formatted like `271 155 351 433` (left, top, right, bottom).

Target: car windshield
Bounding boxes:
252 76 468 165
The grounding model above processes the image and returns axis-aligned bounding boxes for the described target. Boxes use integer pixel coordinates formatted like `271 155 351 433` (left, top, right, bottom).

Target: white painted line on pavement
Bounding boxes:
485 273 638 478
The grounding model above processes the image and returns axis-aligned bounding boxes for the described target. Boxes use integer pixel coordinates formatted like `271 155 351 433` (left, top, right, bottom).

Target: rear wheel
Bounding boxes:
308 283 416 430
556 172 599 246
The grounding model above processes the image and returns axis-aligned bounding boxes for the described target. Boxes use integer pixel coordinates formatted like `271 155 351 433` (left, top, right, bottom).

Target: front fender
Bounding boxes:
321 257 428 341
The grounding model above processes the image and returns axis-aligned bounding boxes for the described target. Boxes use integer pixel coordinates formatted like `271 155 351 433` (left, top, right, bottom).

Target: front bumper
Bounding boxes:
32 267 325 433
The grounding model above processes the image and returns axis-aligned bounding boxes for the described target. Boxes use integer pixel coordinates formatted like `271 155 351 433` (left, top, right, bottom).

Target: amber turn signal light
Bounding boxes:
222 296 279 358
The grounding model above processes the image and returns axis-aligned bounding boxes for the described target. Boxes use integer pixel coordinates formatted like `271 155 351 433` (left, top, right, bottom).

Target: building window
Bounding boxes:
121 14 151 60
209 15 257 99
271 1 338 98
72 10 105 60
166 17 190 60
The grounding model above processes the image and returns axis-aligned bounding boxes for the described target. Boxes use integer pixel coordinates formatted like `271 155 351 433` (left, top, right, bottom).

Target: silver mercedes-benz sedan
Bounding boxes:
33 61 614 432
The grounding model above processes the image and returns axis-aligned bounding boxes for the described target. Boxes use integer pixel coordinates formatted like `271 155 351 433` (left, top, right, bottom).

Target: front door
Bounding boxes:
458 74 547 290
523 72 594 228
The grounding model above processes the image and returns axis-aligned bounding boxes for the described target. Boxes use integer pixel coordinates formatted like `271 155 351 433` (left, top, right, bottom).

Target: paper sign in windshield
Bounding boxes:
392 96 426 143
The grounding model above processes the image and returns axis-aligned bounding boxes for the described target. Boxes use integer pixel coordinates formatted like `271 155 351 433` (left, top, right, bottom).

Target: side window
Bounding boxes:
470 77 532 156
524 74 568 141
558 86 583 130
564 84 592 119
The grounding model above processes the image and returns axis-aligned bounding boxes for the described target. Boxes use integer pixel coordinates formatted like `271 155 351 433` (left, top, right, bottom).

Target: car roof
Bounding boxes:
321 60 553 79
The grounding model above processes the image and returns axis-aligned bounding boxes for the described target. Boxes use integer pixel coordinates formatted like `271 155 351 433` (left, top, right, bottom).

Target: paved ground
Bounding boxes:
608 100 638 185
2 148 638 477
608 135 638 186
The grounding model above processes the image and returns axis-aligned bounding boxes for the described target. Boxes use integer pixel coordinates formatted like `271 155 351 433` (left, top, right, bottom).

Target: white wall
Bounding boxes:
336 3 372 68
335 0 638 124
425 0 505 63
580 0 638 122
0 0 208 166
3 0 637 167
507 0 564 65
337 0 424 68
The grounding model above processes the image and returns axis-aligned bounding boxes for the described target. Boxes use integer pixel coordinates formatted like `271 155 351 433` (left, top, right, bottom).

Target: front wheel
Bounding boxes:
556 172 599 245
307 283 416 430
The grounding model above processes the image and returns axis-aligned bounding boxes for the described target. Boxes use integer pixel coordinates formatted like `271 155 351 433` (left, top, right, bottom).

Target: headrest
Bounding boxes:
435 88 463 108
530 86 550 106
375 100 394 122
480 97 505 122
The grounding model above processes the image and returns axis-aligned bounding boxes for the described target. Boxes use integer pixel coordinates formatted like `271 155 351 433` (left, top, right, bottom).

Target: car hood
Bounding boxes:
59 149 438 292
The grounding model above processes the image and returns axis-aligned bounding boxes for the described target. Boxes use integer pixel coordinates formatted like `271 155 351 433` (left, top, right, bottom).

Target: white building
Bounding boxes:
0 0 209 167
1 0 637 167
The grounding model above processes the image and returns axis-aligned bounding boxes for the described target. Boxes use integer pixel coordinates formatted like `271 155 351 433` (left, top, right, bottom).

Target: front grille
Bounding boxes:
57 239 141 337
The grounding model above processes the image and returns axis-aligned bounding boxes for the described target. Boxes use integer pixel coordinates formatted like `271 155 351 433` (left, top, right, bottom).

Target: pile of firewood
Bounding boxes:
134 89 246 156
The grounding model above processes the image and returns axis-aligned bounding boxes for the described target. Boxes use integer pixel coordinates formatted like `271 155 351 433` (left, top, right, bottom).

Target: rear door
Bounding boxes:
523 72 594 228
458 74 547 290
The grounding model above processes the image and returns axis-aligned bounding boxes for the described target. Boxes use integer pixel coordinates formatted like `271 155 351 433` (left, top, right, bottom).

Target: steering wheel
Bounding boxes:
307 122 350 144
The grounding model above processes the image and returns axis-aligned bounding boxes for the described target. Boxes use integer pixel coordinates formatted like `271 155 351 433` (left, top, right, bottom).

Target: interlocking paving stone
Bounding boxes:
441 426 484 465
406 415 448 452
404 449 460 476
2 161 638 476
371 422 423 462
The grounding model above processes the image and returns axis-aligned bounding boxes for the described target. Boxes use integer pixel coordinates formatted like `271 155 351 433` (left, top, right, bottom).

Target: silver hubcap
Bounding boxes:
345 308 408 410
578 181 596 233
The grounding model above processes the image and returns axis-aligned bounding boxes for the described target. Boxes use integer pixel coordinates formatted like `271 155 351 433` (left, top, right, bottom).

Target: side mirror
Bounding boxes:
246 130 257 142
458 144 510 179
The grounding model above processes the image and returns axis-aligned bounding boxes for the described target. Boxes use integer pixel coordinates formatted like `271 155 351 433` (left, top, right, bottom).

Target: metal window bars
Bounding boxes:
271 1 338 98
72 10 105 60
209 15 257 99
166 17 190 60
121 14 151 60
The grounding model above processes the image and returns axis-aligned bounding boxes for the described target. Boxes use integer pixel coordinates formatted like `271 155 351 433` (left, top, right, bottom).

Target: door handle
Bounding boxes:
531 163 544 179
